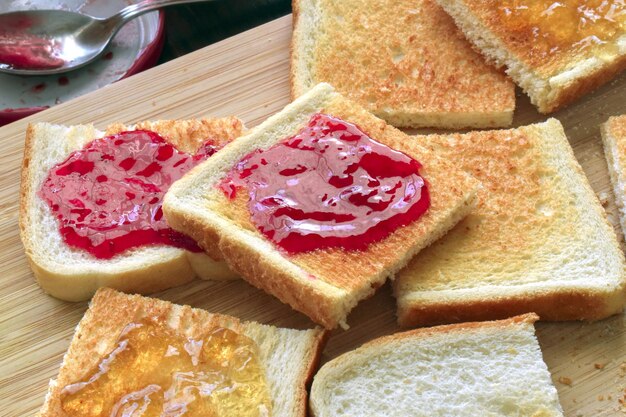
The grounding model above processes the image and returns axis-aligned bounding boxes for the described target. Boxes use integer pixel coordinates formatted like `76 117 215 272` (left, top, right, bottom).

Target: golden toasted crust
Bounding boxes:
602 114 626 242
291 0 515 128
606 114 626 139
368 313 538 348
435 0 626 113
19 119 243 302
39 288 327 417
395 119 626 327
543 57 626 113
105 117 244 153
397 290 623 328
164 83 479 328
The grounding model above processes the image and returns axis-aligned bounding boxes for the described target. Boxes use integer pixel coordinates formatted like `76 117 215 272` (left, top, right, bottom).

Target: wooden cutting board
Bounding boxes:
1 15 625 416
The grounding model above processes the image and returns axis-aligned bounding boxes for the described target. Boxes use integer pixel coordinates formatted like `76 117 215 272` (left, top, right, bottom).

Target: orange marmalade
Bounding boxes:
497 0 625 63
60 320 271 417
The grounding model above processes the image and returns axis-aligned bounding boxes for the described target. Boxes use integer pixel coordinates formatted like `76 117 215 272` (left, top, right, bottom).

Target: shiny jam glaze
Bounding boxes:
61 319 271 417
39 130 219 259
219 113 430 254
497 0 625 63
0 32 64 70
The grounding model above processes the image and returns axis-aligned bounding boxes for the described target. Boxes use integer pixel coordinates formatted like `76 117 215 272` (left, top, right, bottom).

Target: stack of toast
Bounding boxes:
16 0 626 415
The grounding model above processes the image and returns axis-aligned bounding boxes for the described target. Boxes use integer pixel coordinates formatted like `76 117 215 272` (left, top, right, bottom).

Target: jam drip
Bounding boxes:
40 130 219 259
219 113 430 253
60 319 272 417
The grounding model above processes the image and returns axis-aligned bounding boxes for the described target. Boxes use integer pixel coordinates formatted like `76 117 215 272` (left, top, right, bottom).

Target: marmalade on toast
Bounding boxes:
60 319 271 416
497 0 625 65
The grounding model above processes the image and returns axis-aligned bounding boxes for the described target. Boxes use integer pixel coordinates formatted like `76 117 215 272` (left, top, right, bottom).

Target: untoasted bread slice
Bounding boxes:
435 0 626 113
602 115 626 239
291 0 515 128
19 118 243 302
310 314 563 417
38 288 326 417
395 119 626 328
164 83 479 329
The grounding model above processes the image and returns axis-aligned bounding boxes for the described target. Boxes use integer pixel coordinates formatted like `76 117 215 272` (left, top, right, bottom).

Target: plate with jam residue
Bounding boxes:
0 0 164 126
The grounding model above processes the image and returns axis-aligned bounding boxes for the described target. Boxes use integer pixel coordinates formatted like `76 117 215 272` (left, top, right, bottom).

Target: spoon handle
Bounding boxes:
106 0 216 32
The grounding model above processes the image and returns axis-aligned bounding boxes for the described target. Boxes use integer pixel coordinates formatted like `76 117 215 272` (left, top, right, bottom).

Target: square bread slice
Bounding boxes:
20 119 242 302
38 288 326 417
309 314 563 417
291 0 515 129
435 0 626 113
602 114 626 238
164 83 479 329
395 118 626 328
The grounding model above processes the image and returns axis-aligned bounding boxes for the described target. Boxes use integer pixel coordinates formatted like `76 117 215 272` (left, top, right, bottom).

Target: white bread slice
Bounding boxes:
38 287 326 417
435 0 626 113
602 114 626 238
164 83 479 329
310 314 563 417
291 0 515 129
395 119 626 328
19 119 243 302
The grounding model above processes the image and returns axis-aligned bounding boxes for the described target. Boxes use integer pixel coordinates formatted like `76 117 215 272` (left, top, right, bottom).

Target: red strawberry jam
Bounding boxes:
39 130 219 259
219 113 430 254
0 32 65 70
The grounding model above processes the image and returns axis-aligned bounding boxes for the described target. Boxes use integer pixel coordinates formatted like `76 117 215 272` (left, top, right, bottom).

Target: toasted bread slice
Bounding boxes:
291 0 515 128
164 83 479 329
310 314 563 417
38 288 326 417
602 114 626 238
435 0 626 113
20 118 243 302
395 119 626 328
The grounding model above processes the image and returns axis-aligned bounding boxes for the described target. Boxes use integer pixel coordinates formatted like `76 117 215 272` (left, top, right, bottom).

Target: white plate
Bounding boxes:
0 0 163 124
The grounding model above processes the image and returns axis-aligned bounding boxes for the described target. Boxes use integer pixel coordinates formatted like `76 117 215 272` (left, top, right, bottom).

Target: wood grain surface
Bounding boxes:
1 15 626 416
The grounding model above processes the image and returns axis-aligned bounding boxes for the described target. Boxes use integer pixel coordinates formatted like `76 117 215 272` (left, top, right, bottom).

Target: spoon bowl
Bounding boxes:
0 0 212 76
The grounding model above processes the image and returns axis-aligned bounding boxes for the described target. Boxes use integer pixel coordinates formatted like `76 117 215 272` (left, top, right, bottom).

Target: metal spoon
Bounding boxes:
0 0 213 75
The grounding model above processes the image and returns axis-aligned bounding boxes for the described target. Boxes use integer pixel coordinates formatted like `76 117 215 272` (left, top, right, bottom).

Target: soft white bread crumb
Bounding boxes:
310 314 563 417
38 288 326 417
20 119 242 302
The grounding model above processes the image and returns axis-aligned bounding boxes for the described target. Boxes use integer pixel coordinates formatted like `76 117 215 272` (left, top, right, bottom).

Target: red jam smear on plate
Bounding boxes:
219 113 430 254
40 130 218 259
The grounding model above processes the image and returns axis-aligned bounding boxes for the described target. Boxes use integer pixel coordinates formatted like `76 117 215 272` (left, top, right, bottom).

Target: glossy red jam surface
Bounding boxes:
40 130 219 259
0 32 64 70
219 113 430 253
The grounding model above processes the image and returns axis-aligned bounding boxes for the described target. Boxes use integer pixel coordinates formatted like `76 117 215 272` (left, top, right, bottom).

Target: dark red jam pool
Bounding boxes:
40 130 219 259
219 113 430 254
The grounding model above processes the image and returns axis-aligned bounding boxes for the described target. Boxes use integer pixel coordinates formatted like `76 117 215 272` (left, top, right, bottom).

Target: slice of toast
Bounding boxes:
37 288 326 417
395 119 626 328
20 118 243 302
435 0 626 113
310 314 563 417
164 83 479 329
291 0 515 129
602 114 626 239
